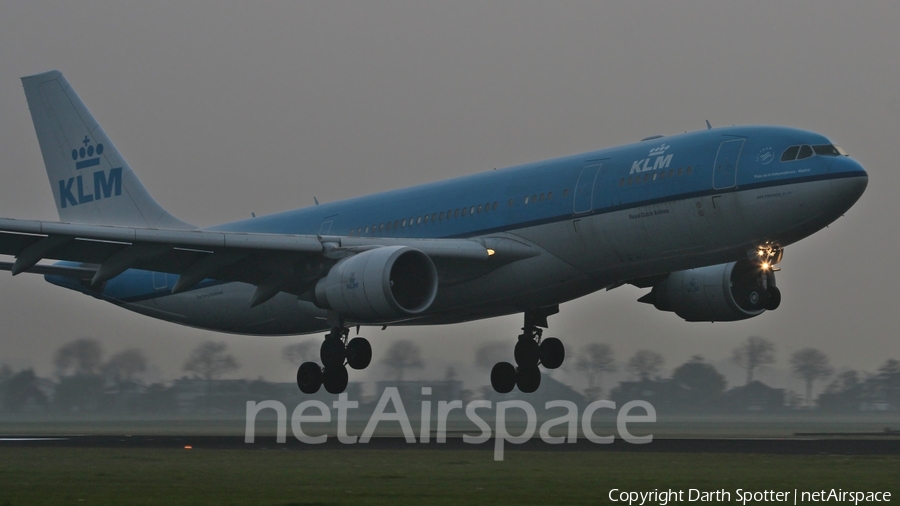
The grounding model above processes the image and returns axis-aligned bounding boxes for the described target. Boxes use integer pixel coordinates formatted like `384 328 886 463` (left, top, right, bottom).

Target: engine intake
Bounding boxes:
640 260 775 322
314 246 438 322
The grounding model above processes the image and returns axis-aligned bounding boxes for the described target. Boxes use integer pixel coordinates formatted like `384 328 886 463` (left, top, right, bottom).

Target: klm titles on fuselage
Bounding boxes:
58 137 122 208
630 143 674 175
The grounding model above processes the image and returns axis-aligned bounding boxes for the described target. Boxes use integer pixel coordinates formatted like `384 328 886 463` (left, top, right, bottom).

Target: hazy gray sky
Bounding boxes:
0 2 896 389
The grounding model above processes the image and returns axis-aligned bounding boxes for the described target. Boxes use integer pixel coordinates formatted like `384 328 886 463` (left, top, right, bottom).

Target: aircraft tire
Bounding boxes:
346 338 372 370
297 362 323 394
516 365 541 393
514 337 540 367
323 365 349 394
539 338 565 369
320 337 346 368
765 285 782 311
491 362 516 394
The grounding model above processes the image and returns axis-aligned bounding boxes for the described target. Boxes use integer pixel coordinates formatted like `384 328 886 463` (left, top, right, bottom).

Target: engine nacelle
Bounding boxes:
314 246 438 322
641 260 775 322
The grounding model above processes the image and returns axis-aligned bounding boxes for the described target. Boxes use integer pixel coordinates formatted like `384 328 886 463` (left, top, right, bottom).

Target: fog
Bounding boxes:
0 2 896 391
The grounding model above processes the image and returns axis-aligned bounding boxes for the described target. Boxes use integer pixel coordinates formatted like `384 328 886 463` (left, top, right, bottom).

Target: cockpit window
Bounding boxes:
783 143 848 162
813 144 847 156
781 146 800 162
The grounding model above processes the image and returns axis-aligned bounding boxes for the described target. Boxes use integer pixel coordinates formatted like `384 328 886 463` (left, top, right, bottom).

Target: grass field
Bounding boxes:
1 447 898 505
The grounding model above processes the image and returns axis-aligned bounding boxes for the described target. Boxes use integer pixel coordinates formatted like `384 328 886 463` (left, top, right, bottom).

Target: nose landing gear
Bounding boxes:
296 316 372 394
490 306 564 394
754 244 783 311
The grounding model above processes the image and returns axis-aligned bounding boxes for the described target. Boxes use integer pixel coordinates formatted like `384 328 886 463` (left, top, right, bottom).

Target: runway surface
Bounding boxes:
2 435 899 454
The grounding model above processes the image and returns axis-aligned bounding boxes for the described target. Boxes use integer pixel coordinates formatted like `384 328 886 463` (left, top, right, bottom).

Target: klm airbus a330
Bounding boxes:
0 71 867 394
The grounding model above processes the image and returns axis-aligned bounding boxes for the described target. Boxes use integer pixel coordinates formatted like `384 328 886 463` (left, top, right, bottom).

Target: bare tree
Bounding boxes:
54 338 103 376
103 349 148 384
183 341 240 381
790 348 833 406
731 336 776 384
381 340 424 381
626 350 664 381
282 339 319 366
474 341 508 371
878 359 900 375
576 343 617 396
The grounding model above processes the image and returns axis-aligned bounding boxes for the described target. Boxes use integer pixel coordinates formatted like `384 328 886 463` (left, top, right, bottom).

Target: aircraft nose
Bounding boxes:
831 156 868 207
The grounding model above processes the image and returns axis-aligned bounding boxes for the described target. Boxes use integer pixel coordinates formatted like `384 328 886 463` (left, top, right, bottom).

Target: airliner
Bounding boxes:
0 71 868 395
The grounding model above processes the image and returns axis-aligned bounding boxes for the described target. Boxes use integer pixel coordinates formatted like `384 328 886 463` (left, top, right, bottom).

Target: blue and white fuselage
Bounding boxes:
46 125 867 335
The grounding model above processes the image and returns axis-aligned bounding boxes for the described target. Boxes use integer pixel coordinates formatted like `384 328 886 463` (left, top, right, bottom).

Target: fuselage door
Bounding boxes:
713 139 745 190
573 163 602 214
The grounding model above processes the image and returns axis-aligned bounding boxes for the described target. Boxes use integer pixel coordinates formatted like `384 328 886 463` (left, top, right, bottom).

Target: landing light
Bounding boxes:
487 249 496 256
761 262 770 270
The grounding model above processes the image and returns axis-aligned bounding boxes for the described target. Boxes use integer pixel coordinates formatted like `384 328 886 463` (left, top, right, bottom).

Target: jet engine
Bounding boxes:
639 259 778 322
314 246 438 321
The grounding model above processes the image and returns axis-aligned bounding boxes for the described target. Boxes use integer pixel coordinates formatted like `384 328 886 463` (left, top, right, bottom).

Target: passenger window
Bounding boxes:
563 189 569 197
686 166 693 175
469 206 475 215
379 223 385 232
797 145 813 160
439 212 444 220
546 193 552 201
493 201 498 210
659 171 666 179
668 169 674 178
349 229 354 236
454 209 460 218
540 193 545 201
627 176 633 185
365 226 369 233
781 146 800 162
432 213 437 222
619 178 625 186
417 216 422 224
652 172 658 181
677 168 683 176
394 220 399 229
424 215 429 224
477 205 483 213
401 219 406 227
387 221 392 230
524 196 530 204
531 195 537 203
644 174 650 183
508 199 514 207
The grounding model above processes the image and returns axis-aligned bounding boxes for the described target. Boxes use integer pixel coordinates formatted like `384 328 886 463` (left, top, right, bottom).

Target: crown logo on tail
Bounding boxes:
71 135 104 170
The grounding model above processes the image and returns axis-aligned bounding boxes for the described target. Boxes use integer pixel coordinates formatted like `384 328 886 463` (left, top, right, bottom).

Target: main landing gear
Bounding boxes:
490 307 564 394
296 319 372 394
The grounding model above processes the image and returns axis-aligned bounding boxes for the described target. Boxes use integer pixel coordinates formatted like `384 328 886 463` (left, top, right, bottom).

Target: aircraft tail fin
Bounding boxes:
21 70 193 229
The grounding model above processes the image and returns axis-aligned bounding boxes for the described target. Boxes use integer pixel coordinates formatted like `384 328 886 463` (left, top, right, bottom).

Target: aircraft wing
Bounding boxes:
0 218 537 306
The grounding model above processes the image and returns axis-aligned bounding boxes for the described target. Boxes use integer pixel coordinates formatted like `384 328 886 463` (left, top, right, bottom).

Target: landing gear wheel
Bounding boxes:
320 337 346 368
346 338 372 370
516 365 541 393
297 362 322 394
491 362 517 394
514 337 540 367
765 285 781 311
323 366 349 394
539 338 565 369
